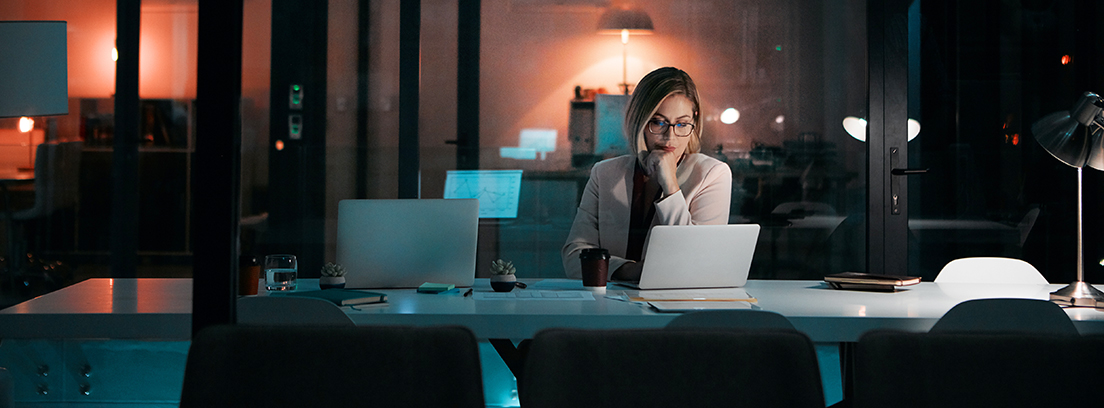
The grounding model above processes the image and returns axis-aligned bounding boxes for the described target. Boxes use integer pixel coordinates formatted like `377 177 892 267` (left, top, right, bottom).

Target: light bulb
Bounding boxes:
720 108 740 124
907 118 921 141
843 116 868 141
842 117 921 142
18 117 34 133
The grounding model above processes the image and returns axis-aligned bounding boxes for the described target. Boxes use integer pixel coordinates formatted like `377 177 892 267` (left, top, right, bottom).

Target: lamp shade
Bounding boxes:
0 21 69 118
1031 91 1104 170
597 7 654 35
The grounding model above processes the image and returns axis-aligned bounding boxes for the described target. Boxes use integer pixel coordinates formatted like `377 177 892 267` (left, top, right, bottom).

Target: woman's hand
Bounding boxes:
612 261 644 281
642 150 681 196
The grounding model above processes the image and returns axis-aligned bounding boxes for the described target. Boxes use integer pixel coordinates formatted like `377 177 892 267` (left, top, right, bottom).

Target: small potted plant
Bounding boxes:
320 262 346 289
489 259 517 292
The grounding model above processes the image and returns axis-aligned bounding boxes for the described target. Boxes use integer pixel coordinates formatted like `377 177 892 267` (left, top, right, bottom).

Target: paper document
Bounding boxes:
624 288 756 303
649 301 755 312
474 290 596 300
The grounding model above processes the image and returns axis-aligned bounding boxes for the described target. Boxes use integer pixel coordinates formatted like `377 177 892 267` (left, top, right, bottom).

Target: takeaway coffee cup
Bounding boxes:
580 248 610 293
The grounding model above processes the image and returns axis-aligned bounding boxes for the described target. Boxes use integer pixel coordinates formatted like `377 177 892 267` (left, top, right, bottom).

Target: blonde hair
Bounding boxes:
624 67 702 164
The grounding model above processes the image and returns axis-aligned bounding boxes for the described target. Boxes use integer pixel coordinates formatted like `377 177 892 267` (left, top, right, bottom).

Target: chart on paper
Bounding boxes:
444 170 523 218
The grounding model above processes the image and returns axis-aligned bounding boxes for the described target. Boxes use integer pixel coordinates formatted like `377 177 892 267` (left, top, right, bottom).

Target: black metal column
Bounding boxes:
867 0 910 275
356 0 371 199
398 0 420 198
193 0 244 335
456 0 480 170
111 0 140 278
268 0 328 275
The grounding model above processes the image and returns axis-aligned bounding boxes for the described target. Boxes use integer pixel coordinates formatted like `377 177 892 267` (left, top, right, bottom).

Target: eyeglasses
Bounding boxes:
647 119 695 137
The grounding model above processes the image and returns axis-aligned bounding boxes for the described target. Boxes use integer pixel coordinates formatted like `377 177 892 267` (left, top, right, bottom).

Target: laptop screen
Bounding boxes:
337 199 478 288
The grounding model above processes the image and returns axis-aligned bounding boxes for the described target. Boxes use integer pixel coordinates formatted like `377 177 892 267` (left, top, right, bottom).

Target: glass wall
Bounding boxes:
907 0 1104 282
0 0 197 305
358 0 869 280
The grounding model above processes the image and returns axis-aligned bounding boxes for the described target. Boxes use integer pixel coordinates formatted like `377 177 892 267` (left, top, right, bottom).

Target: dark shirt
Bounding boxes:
626 162 661 261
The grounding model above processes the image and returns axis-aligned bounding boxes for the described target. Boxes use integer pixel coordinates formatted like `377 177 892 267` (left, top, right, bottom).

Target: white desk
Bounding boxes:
4 278 1104 341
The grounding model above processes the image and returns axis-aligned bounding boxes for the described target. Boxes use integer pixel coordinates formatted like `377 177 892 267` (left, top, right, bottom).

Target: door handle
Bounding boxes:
889 148 928 215
890 168 928 176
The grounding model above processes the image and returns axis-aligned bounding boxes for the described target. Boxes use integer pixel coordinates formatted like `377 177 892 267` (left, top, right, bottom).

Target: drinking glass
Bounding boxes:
264 254 297 291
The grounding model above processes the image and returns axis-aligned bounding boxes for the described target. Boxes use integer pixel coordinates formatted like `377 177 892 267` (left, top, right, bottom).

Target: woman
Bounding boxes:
562 67 732 280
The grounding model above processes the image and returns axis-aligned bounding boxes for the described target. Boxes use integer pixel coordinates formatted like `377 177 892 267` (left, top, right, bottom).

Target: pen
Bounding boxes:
463 288 473 297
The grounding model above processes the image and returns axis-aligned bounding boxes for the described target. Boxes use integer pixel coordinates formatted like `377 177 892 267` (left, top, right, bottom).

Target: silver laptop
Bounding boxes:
616 224 761 290
337 199 478 288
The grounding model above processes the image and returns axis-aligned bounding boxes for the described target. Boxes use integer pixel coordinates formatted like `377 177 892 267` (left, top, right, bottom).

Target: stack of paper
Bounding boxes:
619 289 757 313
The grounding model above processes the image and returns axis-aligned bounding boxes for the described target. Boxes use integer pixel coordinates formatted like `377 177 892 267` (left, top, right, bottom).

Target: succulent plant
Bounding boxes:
490 259 515 276
321 262 346 277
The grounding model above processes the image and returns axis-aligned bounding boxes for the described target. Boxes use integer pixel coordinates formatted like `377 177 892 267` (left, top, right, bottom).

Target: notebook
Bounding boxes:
614 224 761 290
337 199 478 288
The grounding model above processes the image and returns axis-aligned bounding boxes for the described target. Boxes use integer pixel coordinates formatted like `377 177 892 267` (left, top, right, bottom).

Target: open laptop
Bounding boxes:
337 199 478 288
615 224 761 290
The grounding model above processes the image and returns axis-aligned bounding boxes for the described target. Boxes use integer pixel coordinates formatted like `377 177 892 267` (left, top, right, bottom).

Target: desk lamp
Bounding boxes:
597 6 653 95
0 21 67 290
0 21 69 119
1031 91 1104 307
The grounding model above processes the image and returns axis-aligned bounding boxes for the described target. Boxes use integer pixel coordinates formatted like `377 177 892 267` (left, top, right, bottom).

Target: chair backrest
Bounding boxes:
771 201 837 216
929 298 1078 334
1017 208 1040 247
23 143 56 216
933 257 1048 284
180 325 485 407
521 328 824 408
236 296 354 326
0 367 12 408
854 331 1104 408
53 141 82 212
20 141 81 218
665 309 796 330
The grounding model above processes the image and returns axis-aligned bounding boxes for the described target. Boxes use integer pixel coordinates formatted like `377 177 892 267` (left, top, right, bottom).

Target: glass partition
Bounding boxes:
0 0 198 303
906 0 1104 283
365 0 870 279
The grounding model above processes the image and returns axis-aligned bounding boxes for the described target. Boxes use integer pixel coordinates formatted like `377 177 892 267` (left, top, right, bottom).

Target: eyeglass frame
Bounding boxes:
646 118 696 137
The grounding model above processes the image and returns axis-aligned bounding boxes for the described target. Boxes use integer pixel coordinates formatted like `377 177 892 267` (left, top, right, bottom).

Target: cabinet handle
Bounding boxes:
79 383 92 396
37 364 49 377
37 383 49 395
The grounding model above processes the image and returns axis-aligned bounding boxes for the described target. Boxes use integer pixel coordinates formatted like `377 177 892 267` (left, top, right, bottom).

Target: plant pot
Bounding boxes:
319 276 346 290
490 274 516 292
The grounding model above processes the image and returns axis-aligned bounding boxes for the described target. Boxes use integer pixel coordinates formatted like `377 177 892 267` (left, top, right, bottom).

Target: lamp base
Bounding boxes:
1050 281 1104 308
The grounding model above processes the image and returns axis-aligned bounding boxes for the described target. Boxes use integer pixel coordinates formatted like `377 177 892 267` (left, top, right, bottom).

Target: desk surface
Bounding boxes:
3 278 1104 341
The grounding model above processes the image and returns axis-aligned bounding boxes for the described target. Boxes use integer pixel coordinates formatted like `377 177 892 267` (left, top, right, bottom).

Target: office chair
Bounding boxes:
236 296 354 326
665 309 796 330
854 331 1104 408
520 328 824 408
771 201 837 217
929 298 1078 334
180 325 485 407
0 367 11 408
2 142 81 293
933 257 1048 284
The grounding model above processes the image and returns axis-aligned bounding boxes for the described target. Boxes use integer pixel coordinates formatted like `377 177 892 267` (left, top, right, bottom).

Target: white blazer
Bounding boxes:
561 153 733 278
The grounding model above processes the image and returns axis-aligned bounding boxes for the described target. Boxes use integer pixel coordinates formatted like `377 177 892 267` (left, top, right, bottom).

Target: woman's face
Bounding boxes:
645 93 695 158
